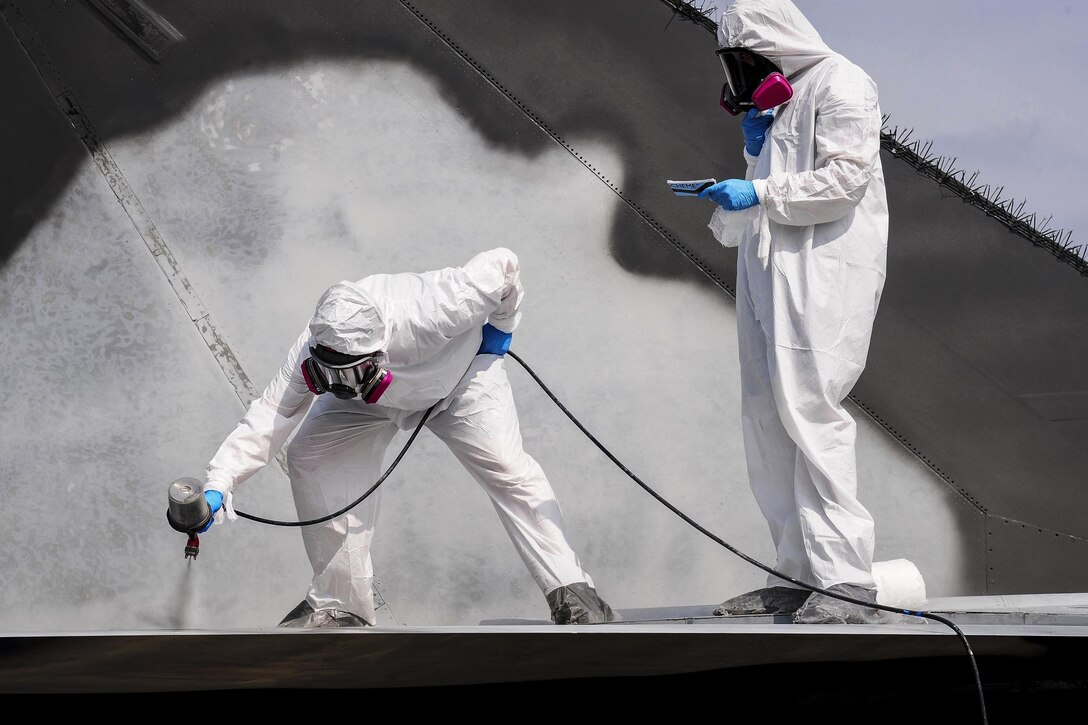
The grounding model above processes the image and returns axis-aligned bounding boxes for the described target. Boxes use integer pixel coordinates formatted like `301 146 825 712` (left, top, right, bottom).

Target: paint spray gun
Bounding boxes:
166 477 212 560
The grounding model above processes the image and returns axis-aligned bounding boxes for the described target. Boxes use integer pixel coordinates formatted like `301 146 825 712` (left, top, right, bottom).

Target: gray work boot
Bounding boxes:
791 584 886 624
714 586 812 616
547 582 617 624
278 600 370 628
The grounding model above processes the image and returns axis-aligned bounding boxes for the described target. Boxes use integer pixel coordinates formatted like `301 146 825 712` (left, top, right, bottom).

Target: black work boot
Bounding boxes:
547 582 617 624
714 586 812 616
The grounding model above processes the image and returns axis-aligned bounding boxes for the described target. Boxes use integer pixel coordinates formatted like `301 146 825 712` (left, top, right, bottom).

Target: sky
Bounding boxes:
713 0 1087 252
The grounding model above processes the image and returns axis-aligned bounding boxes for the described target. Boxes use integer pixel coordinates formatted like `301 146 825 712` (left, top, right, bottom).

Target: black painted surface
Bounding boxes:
184 666 1088 724
16 673 1088 725
5 628 1088 722
0 12 88 268
0 627 1082 695
867 161 1088 536
86 0 183 62
988 516 1088 594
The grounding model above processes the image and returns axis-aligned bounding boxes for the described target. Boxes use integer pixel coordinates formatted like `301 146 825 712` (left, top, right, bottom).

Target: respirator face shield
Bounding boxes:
717 47 793 115
301 344 393 403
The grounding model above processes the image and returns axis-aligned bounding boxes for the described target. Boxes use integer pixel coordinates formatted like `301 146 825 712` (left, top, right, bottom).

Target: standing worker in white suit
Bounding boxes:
198 248 614 627
699 0 890 623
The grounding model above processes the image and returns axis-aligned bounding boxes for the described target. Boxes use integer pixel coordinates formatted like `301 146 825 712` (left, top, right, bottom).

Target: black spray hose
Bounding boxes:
233 402 437 527
505 351 988 725
228 353 986 723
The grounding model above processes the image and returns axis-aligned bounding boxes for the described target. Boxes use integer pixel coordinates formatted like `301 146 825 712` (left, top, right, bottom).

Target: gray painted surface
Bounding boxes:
928 592 1088 611
0 0 1055 639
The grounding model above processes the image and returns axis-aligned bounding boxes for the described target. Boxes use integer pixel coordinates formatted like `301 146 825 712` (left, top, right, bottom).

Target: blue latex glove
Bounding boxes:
479 322 513 356
741 108 775 156
699 179 759 211
199 490 223 534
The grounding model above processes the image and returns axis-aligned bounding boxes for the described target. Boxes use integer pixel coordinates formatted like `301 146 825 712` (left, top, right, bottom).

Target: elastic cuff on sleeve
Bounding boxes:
205 480 231 496
486 316 518 334
751 179 767 204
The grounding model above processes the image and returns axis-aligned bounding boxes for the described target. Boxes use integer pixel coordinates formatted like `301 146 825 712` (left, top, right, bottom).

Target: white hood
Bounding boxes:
308 281 392 356
718 0 837 78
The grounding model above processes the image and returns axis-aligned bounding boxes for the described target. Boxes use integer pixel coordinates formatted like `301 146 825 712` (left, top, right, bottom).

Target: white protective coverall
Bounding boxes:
204 248 604 624
718 0 889 591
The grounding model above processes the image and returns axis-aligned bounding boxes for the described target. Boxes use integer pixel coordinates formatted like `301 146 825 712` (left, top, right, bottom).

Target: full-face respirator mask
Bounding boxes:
301 344 393 403
716 46 793 116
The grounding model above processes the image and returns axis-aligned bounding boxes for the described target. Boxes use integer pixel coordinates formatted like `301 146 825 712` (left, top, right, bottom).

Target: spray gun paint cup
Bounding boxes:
166 477 212 534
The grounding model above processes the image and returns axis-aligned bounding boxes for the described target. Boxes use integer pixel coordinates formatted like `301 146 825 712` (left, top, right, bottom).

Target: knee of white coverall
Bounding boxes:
763 342 863 463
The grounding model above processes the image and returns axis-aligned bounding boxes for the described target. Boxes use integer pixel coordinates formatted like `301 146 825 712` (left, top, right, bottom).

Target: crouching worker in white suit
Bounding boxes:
200 248 614 627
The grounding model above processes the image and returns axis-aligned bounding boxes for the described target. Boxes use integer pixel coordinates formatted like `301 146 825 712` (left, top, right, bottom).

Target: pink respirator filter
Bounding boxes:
752 72 793 111
364 370 393 404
